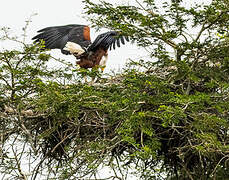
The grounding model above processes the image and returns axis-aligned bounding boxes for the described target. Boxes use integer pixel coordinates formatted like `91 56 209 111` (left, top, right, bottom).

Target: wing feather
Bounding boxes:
116 38 121 48
105 37 114 49
32 24 91 54
120 36 125 45
88 31 129 52
125 36 129 42
112 38 116 50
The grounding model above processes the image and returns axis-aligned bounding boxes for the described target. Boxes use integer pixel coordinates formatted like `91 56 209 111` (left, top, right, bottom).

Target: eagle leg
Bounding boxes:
84 76 88 83
99 53 108 72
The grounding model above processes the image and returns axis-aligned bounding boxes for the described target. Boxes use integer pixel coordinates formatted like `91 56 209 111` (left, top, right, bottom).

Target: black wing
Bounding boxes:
32 24 91 54
87 31 129 52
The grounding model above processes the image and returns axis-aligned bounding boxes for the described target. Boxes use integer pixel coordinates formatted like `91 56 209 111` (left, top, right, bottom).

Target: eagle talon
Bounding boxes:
100 66 106 72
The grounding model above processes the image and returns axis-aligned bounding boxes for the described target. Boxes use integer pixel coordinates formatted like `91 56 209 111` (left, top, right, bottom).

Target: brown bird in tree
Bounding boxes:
32 24 129 72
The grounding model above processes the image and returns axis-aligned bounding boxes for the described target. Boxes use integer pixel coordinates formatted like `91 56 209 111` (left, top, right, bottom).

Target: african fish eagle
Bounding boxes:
32 24 129 72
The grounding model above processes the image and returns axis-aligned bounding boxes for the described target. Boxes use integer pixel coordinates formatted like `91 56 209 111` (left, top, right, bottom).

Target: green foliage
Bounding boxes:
0 0 229 179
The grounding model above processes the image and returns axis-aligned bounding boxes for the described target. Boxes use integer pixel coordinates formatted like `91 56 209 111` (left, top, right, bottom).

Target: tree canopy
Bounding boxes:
0 0 229 179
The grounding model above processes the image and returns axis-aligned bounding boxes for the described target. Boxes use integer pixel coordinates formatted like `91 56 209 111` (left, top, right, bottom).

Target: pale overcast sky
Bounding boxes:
0 0 212 72
0 0 144 72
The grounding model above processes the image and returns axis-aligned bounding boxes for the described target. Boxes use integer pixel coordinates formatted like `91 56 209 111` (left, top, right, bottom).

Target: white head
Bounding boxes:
63 42 85 55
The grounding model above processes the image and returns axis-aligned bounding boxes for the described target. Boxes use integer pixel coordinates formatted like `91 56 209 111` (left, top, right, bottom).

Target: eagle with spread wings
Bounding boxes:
32 24 129 72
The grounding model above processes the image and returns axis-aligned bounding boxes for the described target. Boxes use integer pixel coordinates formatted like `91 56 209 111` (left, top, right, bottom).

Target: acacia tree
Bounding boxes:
83 0 229 178
0 0 229 179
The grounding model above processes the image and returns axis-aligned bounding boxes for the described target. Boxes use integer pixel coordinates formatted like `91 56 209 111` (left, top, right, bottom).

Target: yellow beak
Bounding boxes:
100 66 106 72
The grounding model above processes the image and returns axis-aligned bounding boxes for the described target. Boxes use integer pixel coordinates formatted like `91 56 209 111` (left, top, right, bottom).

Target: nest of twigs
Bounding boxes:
24 105 126 162
2 67 228 178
